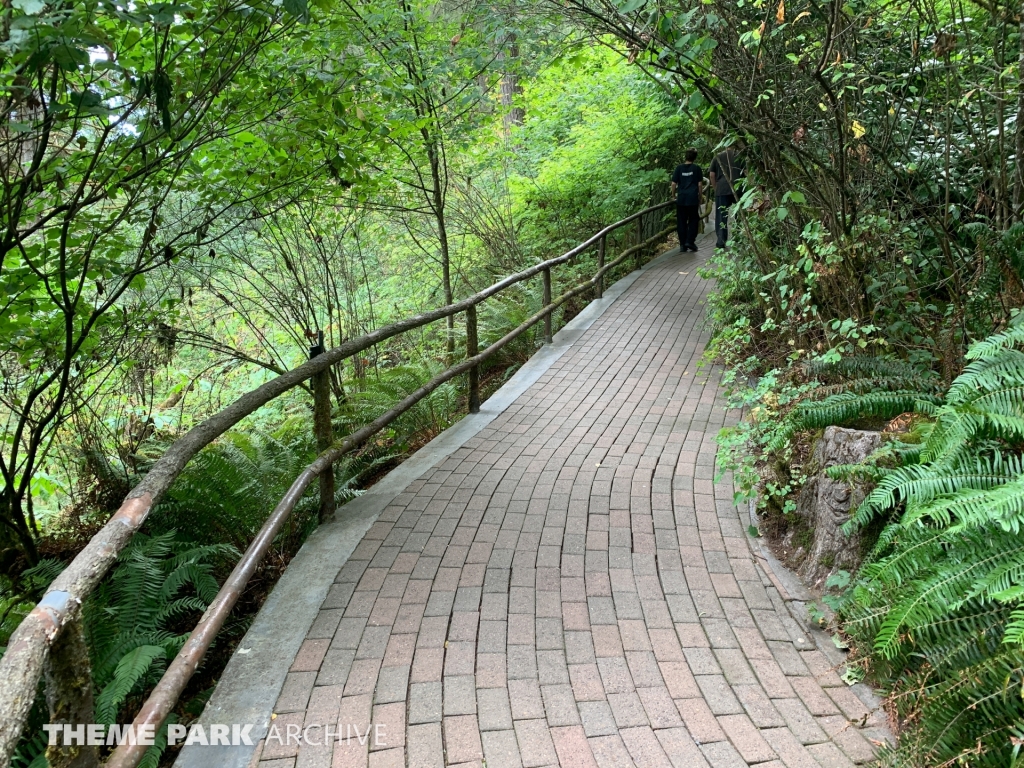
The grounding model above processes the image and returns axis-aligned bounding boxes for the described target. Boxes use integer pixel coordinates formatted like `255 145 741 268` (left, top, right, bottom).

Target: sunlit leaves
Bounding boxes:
0 0 375 553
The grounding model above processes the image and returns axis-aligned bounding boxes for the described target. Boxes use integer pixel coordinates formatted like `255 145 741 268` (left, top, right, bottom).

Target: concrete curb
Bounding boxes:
174 244 688 768
746 491 892 741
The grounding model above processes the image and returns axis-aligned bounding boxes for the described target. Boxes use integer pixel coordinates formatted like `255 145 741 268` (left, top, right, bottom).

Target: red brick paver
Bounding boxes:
254 249 884 767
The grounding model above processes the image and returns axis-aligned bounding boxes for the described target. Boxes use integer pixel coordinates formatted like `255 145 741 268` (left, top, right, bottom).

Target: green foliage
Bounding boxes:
85 531 237 713
477 286 545 369
149 423 328 549
826 325 1024 767
0 0 368 564
573 0 1024 380
723 352 941 462
0 559 64 652
142 418 389 570
9 703 48 768
7 419 367 762
714 327 1024 766
714 366 819 512
96 645 169 726
17 531 234 765
344 364 463 448
803 355 942 395
766 391 940 453
511 46 693 256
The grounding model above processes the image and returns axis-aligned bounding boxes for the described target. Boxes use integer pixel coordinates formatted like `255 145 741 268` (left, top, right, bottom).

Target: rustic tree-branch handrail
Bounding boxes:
0 200 673 767
107 217 674 768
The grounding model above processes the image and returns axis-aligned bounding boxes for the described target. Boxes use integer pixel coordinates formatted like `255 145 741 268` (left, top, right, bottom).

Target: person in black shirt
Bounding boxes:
708 145 745 248
671 148 703 252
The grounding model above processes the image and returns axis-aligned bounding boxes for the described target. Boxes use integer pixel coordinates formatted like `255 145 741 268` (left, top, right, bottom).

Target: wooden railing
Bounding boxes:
0 200 675 768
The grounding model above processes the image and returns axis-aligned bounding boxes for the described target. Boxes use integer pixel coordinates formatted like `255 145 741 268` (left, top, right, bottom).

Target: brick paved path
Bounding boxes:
251 250 886 768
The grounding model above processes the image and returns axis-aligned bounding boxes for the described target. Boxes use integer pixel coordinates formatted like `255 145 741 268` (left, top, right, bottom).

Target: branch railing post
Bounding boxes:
43 617 99 768
542 267 553 344
596 235 606 299
310 331 335 522
467 304 480 414
635 216 644 268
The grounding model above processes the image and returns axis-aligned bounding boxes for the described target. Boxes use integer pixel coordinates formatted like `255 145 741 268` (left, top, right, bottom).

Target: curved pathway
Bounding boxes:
248 247 887 768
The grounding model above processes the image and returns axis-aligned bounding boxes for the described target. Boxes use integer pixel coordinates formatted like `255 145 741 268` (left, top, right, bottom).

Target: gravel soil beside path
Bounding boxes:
232 241 889 768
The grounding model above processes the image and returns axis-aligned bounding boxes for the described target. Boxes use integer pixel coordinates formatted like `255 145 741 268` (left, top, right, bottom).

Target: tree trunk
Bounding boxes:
500 34 524 136
309 334 335 522
0 488 37 572
790 426 881 591
1014 2 1024 220
44 619 99 768
427 140 455 357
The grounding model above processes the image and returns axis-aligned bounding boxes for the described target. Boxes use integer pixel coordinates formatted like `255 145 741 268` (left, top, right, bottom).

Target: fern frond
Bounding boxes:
872 537 1024 658
95 645 166 725
803 354 941 390
892 440 926 463
948 350 1024 403
969 385 1024 418
765 390 942 453
795 390 941 430
877 646 1024 768
160 561 219 605
155 596 210 625
812 376 940 398
1003 608 1024 645
905 601 1008 672
837 325 1024 768
906 474 1024 533
965 320 1024 360
85 529 233 704
844 457 1019 533
137 716 176 768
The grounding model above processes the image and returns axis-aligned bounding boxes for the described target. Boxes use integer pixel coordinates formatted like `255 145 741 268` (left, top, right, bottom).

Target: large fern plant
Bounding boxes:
815 321 1024 767
343 363 462 445
5 423 360 768
85 532 238 727
762 356 944 453
147 422 366 550
1 532 237 768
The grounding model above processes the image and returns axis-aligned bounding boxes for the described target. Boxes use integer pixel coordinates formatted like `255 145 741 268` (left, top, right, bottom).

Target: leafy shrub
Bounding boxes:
511 46 694 258
86 532 238 752
701 207 1020 383
343 363 463 448
146 421 365 551
827 322 1024 767
2 532 236 768
715 326 1024 765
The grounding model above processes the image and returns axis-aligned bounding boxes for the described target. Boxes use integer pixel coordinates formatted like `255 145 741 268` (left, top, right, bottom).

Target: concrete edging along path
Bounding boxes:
175 242 685 768
180 233 891 768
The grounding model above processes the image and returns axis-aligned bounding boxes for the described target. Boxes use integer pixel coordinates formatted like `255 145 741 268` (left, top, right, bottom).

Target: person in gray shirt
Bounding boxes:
708 145 745 248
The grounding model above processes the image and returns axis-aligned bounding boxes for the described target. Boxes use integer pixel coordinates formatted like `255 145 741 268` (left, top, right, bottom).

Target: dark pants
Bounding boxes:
676 203 700 249
715 194 736 247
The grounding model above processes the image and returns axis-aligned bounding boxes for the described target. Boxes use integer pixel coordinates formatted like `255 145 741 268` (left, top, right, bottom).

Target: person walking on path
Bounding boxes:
671 148 703 252
708 143 745 248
